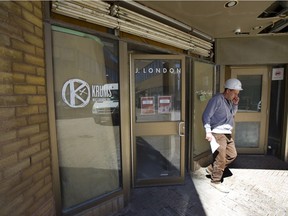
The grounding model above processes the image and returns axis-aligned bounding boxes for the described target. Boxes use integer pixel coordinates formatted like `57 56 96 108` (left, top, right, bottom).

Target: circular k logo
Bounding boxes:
62 79 91 108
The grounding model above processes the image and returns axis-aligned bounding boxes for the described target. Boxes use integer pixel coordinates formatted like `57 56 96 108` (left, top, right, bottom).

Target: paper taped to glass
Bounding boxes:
210 135 220 153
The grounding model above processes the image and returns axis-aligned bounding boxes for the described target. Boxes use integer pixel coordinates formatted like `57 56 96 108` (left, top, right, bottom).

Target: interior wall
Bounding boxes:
215 35 288 65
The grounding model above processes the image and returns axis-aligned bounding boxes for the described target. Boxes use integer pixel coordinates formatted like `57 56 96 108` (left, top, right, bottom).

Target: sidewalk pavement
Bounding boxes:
116 155 288 216
192 167 288 216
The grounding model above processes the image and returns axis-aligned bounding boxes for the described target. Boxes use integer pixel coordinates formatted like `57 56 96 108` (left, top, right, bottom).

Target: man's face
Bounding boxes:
226 89 240 100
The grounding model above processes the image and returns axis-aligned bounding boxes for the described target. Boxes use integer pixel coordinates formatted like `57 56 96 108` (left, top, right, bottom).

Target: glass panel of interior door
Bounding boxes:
237 75 262 112
131 55 185 186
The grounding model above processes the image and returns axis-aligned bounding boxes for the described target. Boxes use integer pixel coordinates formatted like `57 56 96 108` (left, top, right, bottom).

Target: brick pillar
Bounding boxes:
0 1 56 215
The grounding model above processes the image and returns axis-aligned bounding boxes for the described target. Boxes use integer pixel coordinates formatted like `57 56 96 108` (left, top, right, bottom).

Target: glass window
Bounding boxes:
134 59 181 122
235 122 260 148
136 135 181 179
52 26 121 210
237 75 262 112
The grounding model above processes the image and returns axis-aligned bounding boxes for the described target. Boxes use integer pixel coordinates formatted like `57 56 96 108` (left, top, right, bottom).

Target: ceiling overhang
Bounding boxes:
137 1 288 38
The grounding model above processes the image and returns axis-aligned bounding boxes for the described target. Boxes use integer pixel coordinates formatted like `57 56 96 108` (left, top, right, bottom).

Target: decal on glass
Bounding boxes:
62 79 91 108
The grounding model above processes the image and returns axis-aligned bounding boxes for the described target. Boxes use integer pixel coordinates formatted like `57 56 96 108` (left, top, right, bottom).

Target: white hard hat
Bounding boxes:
224 78 243 90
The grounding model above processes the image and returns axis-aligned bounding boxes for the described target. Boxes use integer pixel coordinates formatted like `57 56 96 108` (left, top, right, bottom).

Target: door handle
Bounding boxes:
178 121 185 137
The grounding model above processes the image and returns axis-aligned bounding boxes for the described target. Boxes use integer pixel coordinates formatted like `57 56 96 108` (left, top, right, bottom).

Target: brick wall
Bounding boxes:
0 1 56 215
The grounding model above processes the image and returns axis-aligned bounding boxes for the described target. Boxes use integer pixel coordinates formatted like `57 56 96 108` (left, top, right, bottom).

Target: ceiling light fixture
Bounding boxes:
224 0 238 8
252 26 263 31
234 27 241 35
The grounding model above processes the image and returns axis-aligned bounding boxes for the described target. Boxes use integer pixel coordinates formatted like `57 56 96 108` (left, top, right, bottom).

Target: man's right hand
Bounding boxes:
206 132 213 142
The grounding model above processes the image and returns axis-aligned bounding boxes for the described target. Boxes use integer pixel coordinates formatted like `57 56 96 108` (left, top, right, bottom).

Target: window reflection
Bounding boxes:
92 83 119 125
136 136 181 179
134 59 181 122
52 27 121 210
237 75 262 112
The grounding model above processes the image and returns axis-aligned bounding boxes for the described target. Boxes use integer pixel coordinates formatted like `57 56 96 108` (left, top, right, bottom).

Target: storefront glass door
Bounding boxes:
130 55 186 187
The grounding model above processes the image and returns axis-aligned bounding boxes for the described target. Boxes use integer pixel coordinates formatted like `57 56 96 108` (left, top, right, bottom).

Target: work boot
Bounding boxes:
210 182 230 193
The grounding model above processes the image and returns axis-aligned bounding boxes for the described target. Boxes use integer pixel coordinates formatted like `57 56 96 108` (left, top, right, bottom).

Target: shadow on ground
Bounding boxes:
116 175 206 216
230 154 288 170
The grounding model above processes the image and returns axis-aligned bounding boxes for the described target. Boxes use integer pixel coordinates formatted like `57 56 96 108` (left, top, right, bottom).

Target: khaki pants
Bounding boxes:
211 133 237 183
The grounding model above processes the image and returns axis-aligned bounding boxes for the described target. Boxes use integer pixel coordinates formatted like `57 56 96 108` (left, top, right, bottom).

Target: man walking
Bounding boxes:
202 78 243 193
